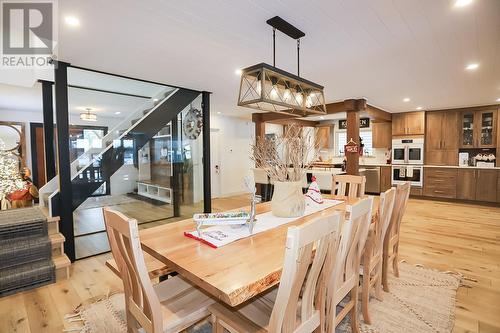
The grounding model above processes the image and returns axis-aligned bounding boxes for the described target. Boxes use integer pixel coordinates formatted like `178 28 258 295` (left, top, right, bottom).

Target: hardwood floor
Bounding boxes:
0 196 498 333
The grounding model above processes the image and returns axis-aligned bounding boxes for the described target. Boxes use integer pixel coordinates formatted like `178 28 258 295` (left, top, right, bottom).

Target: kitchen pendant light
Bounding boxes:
80 108 97 121
237 16 326 117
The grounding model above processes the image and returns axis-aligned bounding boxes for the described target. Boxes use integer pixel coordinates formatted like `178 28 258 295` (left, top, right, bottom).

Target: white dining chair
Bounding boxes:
321 196 374 333
332 174 366 198
360 188 396 324
382 182 411 292
253 168 271 201
103 208 214 333
209 211 344 333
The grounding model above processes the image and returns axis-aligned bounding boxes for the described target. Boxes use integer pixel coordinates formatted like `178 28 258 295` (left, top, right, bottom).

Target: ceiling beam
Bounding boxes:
270 118 319 127
362 104 392 122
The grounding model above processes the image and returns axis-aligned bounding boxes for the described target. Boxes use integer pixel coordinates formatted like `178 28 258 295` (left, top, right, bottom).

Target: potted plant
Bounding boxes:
251 125 319 217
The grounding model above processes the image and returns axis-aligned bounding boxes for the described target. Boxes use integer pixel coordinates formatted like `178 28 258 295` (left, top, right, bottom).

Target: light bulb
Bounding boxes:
270 85 278 100
255 80 262 96
295 92 303 106
283 89 291 102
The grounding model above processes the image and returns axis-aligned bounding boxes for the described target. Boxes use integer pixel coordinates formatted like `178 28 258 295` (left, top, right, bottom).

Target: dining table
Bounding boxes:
138 195 376 307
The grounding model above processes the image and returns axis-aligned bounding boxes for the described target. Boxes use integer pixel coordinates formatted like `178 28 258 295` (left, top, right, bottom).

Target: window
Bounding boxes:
335 130 373 156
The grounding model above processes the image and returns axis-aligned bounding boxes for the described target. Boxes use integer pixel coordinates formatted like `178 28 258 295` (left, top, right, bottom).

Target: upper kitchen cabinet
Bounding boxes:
392 111 425 136
315 125 332 149
459 109 497 148
425 111 459 165
372 122 392 148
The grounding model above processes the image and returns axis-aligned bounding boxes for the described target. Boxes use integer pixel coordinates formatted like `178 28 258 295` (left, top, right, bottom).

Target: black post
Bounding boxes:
54 61 75 262
171 116 181 217
272 28 276 67
41 80 56 181
202 91 211 213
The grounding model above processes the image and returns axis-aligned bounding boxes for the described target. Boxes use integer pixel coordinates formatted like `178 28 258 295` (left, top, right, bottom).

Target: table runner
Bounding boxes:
185 199 343 248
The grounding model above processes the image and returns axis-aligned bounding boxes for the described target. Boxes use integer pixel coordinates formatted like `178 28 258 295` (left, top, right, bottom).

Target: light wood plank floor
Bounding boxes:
0 196 498 333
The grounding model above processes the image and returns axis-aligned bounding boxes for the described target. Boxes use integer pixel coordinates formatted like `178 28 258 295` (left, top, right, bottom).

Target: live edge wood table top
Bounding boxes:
139 196 365 307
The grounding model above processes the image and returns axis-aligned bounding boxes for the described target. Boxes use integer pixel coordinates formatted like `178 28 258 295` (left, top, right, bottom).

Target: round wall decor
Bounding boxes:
183 107 203 140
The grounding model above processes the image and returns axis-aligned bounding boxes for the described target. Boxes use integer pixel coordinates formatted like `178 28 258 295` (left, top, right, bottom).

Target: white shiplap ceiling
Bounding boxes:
1 0 499 118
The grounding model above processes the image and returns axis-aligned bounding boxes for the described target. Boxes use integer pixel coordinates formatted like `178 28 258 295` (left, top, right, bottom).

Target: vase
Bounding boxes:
271 181 305 218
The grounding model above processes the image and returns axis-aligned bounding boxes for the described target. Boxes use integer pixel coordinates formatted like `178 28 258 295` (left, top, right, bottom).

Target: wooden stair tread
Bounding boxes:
52 254 70 268
38 205 60 223
106 253 172 279
49 233 65 244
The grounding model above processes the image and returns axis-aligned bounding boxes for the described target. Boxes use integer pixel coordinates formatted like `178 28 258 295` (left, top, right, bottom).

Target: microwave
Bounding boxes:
392 165 423 187
392 138 424 165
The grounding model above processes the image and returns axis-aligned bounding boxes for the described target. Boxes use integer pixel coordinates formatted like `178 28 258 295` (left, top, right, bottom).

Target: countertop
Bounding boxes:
423 165 500 170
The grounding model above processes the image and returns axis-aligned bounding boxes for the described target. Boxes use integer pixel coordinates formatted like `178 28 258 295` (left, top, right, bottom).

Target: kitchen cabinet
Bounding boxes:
423 168 457 199
425 111 459 165
476 169 497 202
315 126 331 149
459 109 497 149
497 172 500 203
410 187 422 196
456 169 476 200
380 166 392 192
372 122 392 148
392 111 425 136
456 169 497 202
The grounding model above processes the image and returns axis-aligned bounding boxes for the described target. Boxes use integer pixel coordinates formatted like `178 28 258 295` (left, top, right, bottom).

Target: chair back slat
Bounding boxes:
323 197 373 331
104 208 163 333
332 175 366 198
268 212 343 333
374 188 396 257
386 182 411 245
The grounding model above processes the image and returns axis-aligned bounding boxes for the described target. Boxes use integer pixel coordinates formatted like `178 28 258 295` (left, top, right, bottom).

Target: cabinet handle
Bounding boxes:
434 190 445 194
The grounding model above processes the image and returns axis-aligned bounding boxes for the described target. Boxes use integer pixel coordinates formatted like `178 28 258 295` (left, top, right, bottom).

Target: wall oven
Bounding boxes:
392 138 424 165
392 165 423 187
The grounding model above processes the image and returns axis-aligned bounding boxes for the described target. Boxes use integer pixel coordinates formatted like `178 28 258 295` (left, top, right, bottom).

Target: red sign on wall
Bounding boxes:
344 144 359 154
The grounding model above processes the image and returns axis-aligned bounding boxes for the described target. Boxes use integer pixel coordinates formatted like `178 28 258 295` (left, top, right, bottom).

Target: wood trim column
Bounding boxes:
344 99 366 175
252 113 265 140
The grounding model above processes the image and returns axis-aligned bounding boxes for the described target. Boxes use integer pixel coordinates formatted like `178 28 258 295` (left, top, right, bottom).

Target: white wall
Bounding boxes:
210 114 254 197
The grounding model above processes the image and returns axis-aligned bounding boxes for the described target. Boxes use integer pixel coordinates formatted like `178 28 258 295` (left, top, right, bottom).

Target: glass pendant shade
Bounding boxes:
237 63 326 117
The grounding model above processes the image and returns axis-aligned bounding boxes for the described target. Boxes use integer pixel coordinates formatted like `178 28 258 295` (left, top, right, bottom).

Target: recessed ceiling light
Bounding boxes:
454 0 473 8
114 111 121 115
235 69 242 75
416 106 423 110
217 111 221 114
403 98 410 102
466 63 479 71
153 98 159 102
496 98 500 102
64 16 80 27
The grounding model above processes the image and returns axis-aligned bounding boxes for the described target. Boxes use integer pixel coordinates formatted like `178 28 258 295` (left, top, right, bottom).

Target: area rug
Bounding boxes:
64 263 460 333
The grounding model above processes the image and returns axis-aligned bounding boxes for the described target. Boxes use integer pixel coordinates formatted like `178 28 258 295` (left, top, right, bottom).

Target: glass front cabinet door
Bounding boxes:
460 110 497 148
477 110 496 148
460 111 475 148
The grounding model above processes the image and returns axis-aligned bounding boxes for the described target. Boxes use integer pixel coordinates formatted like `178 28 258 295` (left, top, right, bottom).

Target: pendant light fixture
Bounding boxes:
80 108 97 121
237 16 326 117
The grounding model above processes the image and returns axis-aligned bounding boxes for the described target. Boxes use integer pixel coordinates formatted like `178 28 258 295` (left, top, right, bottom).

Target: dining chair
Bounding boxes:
208 211 344 333
382 182 411 292
103 208 214 333
360 188 396 325
332 174 366 198
321 196 374 333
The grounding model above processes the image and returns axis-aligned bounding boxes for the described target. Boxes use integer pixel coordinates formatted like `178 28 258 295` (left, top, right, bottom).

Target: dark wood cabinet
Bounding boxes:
380 166 392 192
456 169 497 202
456 169 476 200
423 168 457 199
392 111 425 136
425 111 459 165
476 169 497 202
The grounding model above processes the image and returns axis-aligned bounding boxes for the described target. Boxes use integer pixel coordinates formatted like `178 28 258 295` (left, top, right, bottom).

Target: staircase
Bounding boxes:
0 207 69 297
40 87 200 216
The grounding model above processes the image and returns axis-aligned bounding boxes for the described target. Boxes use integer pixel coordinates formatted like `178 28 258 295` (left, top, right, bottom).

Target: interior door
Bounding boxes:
210 129 221 198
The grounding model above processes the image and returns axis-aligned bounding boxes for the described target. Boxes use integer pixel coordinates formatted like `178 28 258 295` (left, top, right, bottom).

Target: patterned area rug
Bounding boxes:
65 263 460 333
